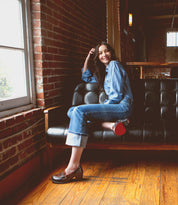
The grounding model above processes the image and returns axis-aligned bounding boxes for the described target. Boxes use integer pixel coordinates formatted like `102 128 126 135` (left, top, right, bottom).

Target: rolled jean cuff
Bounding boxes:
65 132 88 148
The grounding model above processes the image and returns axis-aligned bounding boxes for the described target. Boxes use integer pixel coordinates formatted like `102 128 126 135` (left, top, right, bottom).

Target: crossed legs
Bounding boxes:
51 103 131 183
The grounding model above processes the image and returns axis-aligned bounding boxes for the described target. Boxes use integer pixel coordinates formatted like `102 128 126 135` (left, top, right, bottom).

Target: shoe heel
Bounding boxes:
123 119 130 126
75 172 83 180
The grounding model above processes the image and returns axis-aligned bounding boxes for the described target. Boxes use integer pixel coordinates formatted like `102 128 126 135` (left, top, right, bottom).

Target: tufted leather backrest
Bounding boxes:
133 79 178 121
72 83 107 105
72 79 178 123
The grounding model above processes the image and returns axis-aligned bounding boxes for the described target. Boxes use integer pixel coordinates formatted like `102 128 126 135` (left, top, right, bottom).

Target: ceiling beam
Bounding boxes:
144 2 178 9
148 14 178 20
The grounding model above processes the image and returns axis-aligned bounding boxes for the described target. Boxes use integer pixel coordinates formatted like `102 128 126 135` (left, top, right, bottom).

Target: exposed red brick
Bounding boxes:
3 134 23 149
23 130 32 139
0 156 18 173
33 36 41 44
35 68 43 75
5 118 15 127
44 84 54 91
33 20 41 28
34 45 42 53
18 139 33 151
0 128 13 140
0 161 10 173
34 53 42 61
37 99 45 107
32 12 41 20
0 143 2 152
2 147 17 161
13 122 28 134
36 92 45 99
15 115 25 123
32 0 40 3
32 3 41 12
0 121 6 130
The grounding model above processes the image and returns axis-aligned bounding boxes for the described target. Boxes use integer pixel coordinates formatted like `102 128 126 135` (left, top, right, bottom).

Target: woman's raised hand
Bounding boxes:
88 48 95 56
86 48 95 60
83 48 95 73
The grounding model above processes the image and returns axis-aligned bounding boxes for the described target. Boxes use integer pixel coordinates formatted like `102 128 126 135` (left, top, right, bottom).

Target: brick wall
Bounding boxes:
0 0 107 191
33 0 106 109
0 108 45 181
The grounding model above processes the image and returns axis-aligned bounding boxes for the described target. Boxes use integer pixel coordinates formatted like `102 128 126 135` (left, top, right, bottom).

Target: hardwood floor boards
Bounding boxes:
2 149 178 205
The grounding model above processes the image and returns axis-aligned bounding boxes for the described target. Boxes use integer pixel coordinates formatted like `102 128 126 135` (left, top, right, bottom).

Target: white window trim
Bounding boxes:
166 31 178 47
0 0 36 118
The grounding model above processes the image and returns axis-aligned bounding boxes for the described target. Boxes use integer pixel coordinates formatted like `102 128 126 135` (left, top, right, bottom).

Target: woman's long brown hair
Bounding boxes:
93 42 117 89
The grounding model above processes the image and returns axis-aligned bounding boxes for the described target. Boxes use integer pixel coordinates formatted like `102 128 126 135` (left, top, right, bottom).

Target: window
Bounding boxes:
167 31 178 47
0 0 35 117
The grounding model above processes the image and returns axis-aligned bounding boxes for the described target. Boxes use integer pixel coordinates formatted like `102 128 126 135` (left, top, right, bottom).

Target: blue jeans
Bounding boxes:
66 100 133 148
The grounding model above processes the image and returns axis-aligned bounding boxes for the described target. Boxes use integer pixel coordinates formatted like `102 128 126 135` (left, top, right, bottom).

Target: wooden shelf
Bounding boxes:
126 62 178 79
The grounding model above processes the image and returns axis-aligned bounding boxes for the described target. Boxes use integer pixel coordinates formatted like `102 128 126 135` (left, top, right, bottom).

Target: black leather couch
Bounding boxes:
44 79 178 150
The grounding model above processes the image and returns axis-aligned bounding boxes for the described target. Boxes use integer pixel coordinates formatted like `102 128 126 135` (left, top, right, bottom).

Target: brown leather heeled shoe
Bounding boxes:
51 165 83 184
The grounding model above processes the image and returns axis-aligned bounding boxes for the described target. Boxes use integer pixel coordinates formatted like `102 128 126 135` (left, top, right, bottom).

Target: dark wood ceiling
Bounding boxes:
132 0 178 29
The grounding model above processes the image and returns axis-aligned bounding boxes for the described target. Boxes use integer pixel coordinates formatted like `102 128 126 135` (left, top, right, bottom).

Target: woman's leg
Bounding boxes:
52 103 131 183
51 146 84 183
66 103 130 165
67 103 130 136
101 122 115 129
65 146 84 175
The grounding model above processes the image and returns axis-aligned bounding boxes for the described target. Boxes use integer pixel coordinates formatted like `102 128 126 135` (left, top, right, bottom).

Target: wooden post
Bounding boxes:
107 0 121 61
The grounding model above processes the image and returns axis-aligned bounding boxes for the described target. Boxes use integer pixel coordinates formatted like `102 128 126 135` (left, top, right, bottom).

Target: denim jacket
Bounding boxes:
82 60 133 105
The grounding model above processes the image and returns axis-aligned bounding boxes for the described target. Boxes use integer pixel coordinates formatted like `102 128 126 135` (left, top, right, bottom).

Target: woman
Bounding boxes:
51 42 133 184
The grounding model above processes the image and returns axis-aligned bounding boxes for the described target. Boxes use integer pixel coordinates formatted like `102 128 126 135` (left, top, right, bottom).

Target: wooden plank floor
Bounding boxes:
3 149 178 205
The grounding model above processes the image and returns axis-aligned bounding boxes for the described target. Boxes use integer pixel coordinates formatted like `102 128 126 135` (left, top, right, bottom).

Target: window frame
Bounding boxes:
0 0 36 118
166 31 178 47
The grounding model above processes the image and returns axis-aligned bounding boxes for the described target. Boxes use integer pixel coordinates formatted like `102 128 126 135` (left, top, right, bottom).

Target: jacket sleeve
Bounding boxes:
81 68 97 83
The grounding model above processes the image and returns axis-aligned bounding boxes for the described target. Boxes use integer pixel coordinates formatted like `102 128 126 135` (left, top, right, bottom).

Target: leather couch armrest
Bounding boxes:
44 105 68 132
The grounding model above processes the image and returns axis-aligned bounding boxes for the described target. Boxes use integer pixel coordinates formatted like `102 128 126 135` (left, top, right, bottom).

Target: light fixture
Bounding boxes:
128 13 133 26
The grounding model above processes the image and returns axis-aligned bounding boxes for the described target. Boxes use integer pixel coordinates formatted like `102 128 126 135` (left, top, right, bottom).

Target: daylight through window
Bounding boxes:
167 31 178 47
0 0 35 116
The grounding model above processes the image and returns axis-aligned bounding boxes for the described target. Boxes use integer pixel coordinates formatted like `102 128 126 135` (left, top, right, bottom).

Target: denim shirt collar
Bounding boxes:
105 65 109 73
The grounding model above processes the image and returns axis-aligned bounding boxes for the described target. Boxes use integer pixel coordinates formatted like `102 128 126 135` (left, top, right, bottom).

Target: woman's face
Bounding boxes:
98 45 111 66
